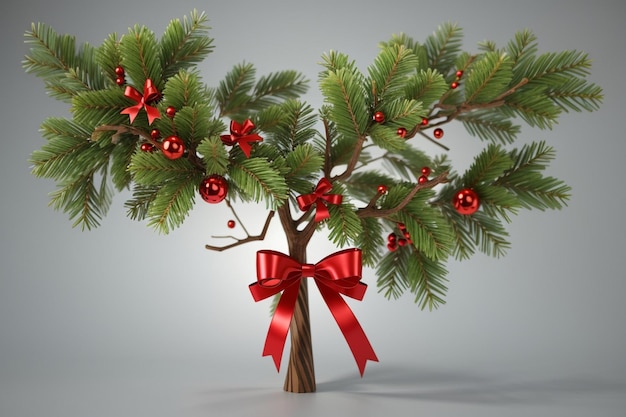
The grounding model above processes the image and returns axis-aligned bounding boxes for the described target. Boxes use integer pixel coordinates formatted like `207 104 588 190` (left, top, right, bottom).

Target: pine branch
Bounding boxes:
119 24 162 88
464 51 513 104
357 171 449 218
160 9 214 79
146 174 199 233
368 44 419 102
23 23 99 101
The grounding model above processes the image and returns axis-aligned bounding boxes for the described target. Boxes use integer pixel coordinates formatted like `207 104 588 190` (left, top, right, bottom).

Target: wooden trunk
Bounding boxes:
283 240 316 393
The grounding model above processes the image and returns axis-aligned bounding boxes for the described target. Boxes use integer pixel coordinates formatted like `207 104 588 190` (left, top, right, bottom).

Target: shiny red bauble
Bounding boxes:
453 188 480 215
227 220 236 228
433 128 444 139
397 127 407 138
373 111 385 123
451 81 459 89
377 184 388 194
161 135 185 160
199 175 228 204
114 66 125 76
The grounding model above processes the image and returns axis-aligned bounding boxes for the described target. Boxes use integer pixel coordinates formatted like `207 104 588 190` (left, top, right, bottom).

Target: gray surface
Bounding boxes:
1 0 625 416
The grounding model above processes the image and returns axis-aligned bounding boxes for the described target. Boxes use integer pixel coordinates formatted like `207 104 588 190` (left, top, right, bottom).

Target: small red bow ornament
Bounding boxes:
120 78 161 125
220 119 263 158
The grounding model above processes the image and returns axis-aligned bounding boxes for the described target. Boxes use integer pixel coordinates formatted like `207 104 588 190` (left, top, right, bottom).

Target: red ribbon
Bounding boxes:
249 249 378 376
220 119 263 158
296 178 343 222
120 79 161 125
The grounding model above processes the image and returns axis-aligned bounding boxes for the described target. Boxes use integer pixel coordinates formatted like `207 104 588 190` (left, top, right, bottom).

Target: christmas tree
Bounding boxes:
23 9 602 393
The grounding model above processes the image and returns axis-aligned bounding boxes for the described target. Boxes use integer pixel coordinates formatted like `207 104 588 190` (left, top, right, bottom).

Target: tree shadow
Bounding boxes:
316 366 626 405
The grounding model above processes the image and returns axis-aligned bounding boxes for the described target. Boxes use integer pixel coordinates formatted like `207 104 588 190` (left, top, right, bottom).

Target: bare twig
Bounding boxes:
357 171 449 218
205 210 275 252
94 124 154 144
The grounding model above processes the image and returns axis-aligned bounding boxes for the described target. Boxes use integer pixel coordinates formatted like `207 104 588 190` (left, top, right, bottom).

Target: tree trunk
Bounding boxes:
283 239 316 393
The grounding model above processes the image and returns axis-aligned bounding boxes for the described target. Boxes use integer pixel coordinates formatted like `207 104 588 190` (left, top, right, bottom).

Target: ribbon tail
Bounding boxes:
238 139 252 158
317 283 378 376
262 284 300 372
314 201 330 222
144 105 161 125
120 105 141 123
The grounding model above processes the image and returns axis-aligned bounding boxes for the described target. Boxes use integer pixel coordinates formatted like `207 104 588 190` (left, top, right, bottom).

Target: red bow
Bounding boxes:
120 79 161 125
249 249 378 376
296 178 343 222
220 119 263 158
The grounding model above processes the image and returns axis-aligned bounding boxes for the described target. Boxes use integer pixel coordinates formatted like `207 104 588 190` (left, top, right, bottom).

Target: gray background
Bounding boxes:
1 0 625 416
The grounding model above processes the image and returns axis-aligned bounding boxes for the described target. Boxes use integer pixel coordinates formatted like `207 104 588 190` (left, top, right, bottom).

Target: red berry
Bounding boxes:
373 111 385 123
150 129 160 139
433 128 444 139
421 118 429 126
398 238 407 247
115 77 125 86
418 175 428 184
387 242 397 252
388 233 397 243
227 220 236 228
456 70 463 78
140 143 155 152
451 81 459 89
166 106 176 118
421 166 431 176
397 127 407 138
115 66 125 76
377 184 388 194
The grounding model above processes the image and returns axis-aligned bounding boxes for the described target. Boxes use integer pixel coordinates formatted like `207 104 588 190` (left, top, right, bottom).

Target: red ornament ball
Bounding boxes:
387 242 398 252
165 106 177 118
421 166 431 176
418 175 428 184
377 184 388 194
115 76 125 86
150 129 160 139
453 188 480 215
456 70 464 78
451 81 459 89
433 128 444 139
373 111 385 123
421 118 429 126
115 66 125 76
387 233 397 243
161 135 185 160
227 220 236 229
140 143 156 152
199 175 229 204
397 127 407 138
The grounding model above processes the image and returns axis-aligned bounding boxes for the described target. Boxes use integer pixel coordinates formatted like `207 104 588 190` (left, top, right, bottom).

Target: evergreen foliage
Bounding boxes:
24 10 602 309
